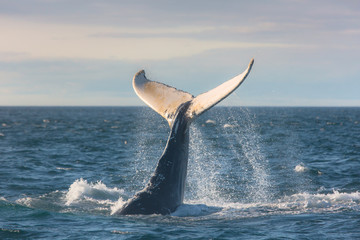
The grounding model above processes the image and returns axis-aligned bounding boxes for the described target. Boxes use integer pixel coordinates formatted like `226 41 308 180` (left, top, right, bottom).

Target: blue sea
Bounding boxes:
1 106 360 239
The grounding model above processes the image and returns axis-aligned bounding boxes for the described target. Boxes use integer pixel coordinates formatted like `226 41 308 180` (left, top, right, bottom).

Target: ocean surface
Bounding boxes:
1 106 360 239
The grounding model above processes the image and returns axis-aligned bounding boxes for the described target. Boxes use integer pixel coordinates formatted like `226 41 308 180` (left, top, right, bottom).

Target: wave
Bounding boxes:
223 123 236 128
13 179 360 219
15 178 125 215
205 119 216 125
65 178 123 205
173 190 360 218
294 163 307 172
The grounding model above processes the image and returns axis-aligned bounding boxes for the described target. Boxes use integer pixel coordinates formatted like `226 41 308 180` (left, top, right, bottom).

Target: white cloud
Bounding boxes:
0 0 359 106
0 16 300 62
0 70 21 81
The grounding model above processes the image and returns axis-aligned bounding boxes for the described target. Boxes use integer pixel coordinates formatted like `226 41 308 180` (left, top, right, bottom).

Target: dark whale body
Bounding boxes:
118 102 191 215
116 59 254 215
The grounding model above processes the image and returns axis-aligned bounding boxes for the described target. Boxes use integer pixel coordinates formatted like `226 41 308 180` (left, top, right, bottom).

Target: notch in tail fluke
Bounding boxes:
132 58 254 126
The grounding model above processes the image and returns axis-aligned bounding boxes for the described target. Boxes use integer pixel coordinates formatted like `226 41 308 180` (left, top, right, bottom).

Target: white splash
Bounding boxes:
278 190 360 212
172 203 220 217
14 178 360 218
205 119 216 124
188 125 222 204
174 190 360 218
225 107 273 203
110 198 127 215
65 178 123 206
223 123 236 128
294 163 307 172
56 167 72 171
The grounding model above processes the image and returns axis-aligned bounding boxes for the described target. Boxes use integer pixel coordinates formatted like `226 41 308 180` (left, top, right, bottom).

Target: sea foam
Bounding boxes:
14 178 360 218
174 190 360 218
65 178 124 206
294 163 307 172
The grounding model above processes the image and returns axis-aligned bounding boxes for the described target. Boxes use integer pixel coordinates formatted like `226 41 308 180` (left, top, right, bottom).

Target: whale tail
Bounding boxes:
133 58 254 126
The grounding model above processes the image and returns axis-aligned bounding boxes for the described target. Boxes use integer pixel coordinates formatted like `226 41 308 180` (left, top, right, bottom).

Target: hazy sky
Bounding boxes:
1 0 359 106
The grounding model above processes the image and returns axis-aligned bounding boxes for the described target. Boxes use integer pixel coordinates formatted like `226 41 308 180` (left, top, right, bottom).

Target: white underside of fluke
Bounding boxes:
132 58 254 126
132 70 194 125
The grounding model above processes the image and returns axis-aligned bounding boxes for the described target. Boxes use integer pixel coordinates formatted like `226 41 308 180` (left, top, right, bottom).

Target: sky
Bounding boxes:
0 0 359 106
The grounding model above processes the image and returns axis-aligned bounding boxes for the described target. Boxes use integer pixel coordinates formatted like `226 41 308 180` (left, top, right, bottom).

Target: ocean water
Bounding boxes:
1 106 360 239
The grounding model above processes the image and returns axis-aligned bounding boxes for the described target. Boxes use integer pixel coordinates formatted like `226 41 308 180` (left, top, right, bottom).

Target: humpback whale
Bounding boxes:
116 59 254 215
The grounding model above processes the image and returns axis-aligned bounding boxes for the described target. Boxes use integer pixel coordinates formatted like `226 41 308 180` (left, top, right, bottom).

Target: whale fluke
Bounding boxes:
133 58 254 126
187 58 254 119
133 70 194 126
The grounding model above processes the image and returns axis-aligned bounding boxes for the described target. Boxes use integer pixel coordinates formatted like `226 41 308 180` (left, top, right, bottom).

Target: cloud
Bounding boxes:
0 59 140 106
0 0 359 106
0 16 307 62
2 0 359 62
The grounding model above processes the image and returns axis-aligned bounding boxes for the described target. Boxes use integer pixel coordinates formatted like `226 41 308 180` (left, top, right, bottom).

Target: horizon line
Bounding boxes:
1 105 359 108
